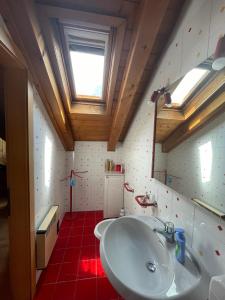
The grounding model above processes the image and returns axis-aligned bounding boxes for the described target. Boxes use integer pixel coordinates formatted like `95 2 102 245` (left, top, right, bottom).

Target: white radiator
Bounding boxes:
36 205 59 269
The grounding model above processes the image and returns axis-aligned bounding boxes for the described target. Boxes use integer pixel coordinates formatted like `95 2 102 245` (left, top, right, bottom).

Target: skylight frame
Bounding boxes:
63 24 113 104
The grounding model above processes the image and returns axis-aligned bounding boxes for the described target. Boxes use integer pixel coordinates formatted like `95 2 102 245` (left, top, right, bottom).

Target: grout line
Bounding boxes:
36 211 104 299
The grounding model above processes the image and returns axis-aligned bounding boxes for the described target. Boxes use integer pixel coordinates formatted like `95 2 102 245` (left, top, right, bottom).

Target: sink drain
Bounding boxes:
146 261 156 272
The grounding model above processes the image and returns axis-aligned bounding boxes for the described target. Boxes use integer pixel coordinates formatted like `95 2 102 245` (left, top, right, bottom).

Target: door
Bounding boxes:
104 175 124 218
0 43 35 299
0 67 10 299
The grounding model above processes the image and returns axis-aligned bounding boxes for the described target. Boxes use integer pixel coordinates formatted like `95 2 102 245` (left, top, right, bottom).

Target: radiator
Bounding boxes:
36 205 59 269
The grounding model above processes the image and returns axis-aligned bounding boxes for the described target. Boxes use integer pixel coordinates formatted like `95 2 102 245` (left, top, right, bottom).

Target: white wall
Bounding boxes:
33 88 67 228
66 142 123 212
122 0 225 278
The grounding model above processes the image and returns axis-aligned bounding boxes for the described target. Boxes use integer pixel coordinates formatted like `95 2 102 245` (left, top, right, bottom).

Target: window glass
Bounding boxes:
171 68 210 106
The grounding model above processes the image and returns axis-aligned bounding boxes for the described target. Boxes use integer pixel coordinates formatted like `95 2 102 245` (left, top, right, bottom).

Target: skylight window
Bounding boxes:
70 50 104 98
171 67 210 106
64 26 109 102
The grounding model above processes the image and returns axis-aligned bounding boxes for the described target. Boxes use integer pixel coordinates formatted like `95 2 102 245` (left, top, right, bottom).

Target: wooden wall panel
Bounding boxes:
71 116 112 141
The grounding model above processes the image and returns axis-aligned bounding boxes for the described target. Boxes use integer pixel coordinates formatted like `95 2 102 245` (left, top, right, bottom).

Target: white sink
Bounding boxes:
100 216 209 300
94 218 116 240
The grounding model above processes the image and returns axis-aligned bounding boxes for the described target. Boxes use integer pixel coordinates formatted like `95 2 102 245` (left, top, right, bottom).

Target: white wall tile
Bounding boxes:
33 88 67 228
66 142 123 212
208 0 225 56
181 0 211 75
192 205 225 275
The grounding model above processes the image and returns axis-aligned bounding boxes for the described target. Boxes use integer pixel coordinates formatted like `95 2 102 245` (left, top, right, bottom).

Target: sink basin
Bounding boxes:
100 216 207 300
94 218 116 240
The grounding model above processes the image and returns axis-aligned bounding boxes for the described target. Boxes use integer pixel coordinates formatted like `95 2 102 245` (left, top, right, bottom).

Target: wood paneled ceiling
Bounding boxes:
0 0 185 150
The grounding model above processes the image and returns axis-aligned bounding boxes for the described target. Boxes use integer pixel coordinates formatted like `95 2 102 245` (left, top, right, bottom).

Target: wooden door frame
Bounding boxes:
0 41 35 299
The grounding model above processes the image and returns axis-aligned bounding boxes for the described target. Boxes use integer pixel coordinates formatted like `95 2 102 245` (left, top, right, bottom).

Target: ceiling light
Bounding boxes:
212 35 225 71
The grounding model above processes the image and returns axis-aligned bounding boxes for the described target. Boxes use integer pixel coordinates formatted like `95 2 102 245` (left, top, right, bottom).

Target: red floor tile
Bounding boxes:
59 226 71 237
96 211 103 218
64 248 80 263
72 219 84 227
85 210 96 215
70 226 83 236
84 225 95 235
85 218 96 224
55 237 68 250
67 235 83 248
85 215 96 221
96 257 106 278
97 278 120 300
53 281 76 300
35 210 121 300
49 249 65 265
61 219 73 228
35 284 55 300
83 234 96 246
75 279 97 300
39 264 61 284
76 212 85 217
80 246 96 260
58 262 78 282
77 259 97 279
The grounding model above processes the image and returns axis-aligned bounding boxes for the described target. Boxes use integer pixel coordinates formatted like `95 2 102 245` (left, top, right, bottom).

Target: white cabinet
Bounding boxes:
104 173 124 218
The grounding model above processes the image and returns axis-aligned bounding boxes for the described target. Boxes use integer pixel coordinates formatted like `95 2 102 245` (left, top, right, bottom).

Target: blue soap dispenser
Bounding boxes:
175 228 185 264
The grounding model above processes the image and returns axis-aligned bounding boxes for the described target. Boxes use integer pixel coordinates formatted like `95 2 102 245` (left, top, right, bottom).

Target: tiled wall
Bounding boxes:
33 88 67 228
66 142 123 212
122 0 225 278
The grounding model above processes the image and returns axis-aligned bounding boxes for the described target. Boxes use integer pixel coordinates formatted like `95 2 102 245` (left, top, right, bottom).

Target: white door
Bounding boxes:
104 175 124 218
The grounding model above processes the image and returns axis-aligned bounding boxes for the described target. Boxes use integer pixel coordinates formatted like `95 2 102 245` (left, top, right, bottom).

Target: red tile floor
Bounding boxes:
35 211 124 300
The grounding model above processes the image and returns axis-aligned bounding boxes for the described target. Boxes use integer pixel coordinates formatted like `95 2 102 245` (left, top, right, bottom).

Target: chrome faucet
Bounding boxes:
153 217 175 243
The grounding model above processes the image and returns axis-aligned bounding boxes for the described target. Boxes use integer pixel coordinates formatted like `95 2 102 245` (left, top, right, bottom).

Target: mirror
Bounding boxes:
153 56 225 215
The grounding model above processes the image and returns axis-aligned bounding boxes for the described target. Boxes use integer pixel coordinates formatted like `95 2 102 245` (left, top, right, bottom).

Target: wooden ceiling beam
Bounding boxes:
0 0 74 150
38 4 125 27
157 110 184 121
36 6 72 116
162 89 225 153
108 0 170 151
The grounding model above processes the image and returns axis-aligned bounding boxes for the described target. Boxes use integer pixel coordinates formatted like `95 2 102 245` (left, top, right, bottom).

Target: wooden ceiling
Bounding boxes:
0 0 185 150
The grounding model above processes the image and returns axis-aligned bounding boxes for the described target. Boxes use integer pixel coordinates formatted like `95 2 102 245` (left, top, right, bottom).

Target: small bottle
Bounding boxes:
120 208 125 217
175 228 185 264
105 159 110 172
